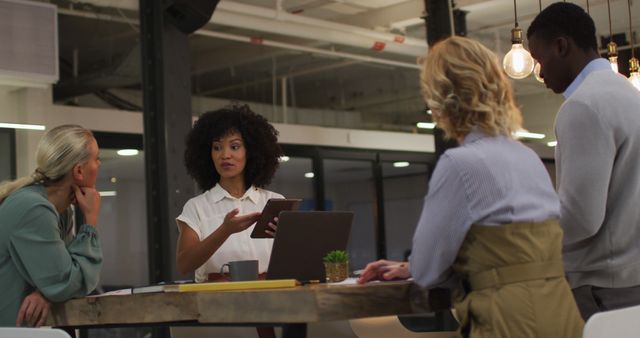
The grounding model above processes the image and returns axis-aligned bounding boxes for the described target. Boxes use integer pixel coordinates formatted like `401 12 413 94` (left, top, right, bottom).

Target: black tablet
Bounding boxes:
250 198 302 238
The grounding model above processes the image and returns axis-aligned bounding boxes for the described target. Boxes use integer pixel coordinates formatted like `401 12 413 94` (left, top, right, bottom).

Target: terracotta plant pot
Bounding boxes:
324 261 349 283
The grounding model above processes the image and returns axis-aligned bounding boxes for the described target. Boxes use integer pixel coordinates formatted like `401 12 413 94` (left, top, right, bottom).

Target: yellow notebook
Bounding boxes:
165 279 299 293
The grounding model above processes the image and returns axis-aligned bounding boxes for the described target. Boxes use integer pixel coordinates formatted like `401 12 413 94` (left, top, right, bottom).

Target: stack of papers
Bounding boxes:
132 284 165 294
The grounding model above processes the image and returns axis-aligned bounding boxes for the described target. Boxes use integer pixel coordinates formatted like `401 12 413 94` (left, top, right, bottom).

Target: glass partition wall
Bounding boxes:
0 128 16 182
381 160 430 262
323 157 377 270
88 133 150 338
96 148 148 288
267 156 314 207
276 146 434 271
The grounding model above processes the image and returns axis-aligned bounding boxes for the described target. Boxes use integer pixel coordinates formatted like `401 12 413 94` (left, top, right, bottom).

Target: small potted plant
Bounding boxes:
323 250 349 282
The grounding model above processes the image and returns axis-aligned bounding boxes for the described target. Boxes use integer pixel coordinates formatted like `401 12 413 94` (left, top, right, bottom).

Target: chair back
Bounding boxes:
0 328 72 338
583 304 640 338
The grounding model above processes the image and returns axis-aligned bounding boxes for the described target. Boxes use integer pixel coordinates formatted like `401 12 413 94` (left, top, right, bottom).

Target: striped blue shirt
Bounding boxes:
409 130 560 288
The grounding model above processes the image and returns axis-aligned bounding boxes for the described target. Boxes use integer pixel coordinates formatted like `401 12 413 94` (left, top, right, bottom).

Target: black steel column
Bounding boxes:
424 0 467 158
139 0 195 286
312 148 325 211
373 155 387 260
424 0 467 45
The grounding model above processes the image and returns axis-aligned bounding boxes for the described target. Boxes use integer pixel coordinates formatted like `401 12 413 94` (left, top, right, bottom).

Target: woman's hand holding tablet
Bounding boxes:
250 198 302 238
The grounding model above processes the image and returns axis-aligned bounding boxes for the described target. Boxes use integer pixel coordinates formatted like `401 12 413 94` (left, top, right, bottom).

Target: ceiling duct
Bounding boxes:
54 44 141 101
165 0 219 34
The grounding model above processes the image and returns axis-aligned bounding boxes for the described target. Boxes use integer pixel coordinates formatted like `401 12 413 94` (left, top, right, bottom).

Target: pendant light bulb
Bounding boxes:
503 28 534 79
629 58 640 91
609 57 619 73
608 41 619 73
629 72 640 90
533 0 543 83
533 62 544 83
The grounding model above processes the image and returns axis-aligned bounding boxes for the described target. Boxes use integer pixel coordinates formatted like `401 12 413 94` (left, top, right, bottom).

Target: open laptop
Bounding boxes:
266 211 353 282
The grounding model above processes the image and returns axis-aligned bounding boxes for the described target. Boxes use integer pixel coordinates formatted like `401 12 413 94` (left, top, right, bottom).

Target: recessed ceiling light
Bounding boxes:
0 122 45 130
110 177 117 183
393 161 410 168
416 122 435 129
513 130 545 139
279 156 290 162
304 172 314 178
117 149 139 156
99 191 117 197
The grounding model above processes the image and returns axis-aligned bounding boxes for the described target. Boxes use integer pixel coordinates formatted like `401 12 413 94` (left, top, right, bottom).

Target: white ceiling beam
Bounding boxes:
69 0 427 57
286 0 335 13
195 29 420 69
59 7 420 73
215 2 427 49
334 0 425 30
212 10 426 57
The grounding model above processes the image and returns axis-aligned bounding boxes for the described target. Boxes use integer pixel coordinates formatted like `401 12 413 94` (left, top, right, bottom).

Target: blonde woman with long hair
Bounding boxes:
0 125 102 327
358 36 583 337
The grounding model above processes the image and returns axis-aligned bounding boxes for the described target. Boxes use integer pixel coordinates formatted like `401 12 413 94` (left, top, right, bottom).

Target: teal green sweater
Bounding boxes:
0 185 102 326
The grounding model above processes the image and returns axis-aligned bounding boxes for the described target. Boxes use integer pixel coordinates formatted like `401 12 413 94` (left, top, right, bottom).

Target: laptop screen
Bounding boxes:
266 211 353 282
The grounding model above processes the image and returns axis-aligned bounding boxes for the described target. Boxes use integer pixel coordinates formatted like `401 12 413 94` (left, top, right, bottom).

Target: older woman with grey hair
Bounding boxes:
0 124 103 327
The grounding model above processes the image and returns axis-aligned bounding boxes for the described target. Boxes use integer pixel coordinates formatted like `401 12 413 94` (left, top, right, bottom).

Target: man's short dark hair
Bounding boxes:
527 2 598 52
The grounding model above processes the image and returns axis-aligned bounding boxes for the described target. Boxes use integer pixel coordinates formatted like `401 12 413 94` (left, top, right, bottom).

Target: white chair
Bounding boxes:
350 316 457 338
583 304 640 338
0 328 71 338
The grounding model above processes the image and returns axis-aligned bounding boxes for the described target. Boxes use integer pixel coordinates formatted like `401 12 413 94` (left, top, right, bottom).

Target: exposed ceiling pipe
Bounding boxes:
195 30 421 69
212 11 425 57
217 2 427 48
70 0 427 57
58 8 421 70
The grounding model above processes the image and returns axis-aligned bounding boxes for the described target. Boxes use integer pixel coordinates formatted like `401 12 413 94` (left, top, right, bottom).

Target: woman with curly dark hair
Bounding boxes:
175 105 284 285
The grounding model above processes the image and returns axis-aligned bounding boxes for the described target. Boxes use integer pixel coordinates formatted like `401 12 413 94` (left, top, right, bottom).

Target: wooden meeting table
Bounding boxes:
48 281 451 338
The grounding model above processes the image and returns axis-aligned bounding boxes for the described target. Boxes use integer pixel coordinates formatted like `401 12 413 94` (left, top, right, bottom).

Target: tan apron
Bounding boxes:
452 219 584 338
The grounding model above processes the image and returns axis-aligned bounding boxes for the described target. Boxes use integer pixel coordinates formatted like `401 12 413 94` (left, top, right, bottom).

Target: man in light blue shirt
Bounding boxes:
528 2 640 320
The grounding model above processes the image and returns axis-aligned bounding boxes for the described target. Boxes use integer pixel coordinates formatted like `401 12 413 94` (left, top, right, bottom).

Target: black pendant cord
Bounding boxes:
607 0 614 44
628 0 635 59
513 0 519 28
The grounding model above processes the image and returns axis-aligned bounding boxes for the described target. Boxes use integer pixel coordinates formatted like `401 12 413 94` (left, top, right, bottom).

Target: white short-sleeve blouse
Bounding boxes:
176 184 284 282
